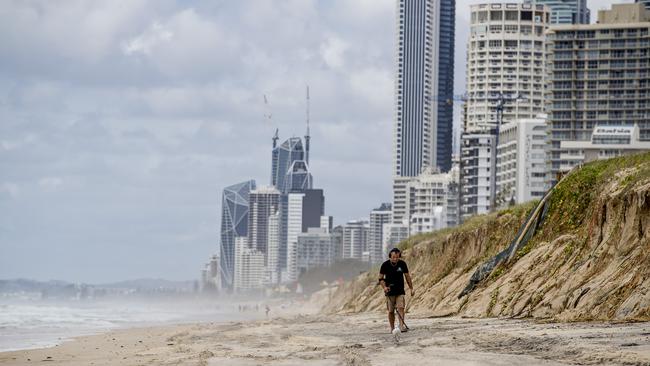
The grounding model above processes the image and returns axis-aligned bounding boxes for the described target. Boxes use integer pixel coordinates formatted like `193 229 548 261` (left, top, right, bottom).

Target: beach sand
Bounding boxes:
1 311 649 366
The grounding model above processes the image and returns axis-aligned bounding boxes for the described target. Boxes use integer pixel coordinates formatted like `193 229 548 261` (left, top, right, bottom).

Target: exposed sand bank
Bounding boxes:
1 312 649 365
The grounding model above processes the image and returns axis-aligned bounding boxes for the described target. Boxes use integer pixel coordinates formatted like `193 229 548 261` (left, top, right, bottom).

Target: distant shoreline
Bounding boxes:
0 299 272 353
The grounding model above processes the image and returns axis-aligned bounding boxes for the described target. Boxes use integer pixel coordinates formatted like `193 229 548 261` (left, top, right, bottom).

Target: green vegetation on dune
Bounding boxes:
542 152 650 238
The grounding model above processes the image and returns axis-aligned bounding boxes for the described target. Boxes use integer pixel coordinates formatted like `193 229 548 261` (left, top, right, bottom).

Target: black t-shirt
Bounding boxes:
380 260 409 296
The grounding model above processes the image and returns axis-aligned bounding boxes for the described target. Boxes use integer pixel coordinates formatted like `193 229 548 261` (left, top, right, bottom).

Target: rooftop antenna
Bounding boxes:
305 85 311 164
264 94 279 148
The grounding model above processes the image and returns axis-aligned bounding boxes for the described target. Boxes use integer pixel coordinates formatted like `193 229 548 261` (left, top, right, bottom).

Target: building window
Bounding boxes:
505 11 518 21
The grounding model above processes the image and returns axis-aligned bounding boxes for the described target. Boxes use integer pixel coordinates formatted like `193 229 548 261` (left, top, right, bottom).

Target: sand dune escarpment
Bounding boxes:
326 152 650 322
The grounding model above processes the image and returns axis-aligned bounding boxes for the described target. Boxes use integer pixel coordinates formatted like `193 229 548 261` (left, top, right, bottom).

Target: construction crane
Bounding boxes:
305 85 311 164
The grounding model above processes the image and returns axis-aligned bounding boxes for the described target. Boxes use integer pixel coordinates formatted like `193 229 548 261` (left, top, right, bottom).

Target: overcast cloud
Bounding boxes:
0 0 622 282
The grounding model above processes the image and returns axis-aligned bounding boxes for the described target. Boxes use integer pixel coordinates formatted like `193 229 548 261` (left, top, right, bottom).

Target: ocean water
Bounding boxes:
0 299 264 352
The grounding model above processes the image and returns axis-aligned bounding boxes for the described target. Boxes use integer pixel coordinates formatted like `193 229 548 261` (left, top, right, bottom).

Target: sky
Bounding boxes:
0 0 623 283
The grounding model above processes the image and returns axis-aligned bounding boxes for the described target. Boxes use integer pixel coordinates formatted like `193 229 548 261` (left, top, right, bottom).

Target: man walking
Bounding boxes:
379 248 414 332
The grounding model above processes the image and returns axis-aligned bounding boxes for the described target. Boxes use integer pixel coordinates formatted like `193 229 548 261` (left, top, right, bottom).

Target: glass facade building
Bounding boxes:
271 137 304 194
219 180 256 290
284 160 313 193
394 0 455 176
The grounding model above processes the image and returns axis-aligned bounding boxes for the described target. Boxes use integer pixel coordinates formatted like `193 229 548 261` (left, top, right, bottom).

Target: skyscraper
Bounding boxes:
233 236 266 292
342 220 369 260
218 180 256 290
248 186 281 256
271 137 305 194
267 210 281 284
461 2 550 219
394 0 456 176
296 228 338 276
269 134 314 279
284 160 313 193
525 0 589 24
496 116 548 206
463 3 549 132
286 189 324 282
547 3 650 181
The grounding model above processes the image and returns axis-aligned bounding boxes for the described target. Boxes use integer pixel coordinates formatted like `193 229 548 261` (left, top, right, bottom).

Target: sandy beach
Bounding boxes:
1 311 649 366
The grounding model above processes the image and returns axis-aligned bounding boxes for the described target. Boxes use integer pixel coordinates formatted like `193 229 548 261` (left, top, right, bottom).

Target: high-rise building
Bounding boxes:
460 133 496 220
496 115 548 206
332 225 344 261
320 215 333 233
342 220 369 260
408 167 456 234
525 0 589 24
218 180 256 290
269 135 315 278
233 236 266 292
461 2 549 219
248 186 280 256
271 137 304 194
368 203 392 265
393 0 456 178
382 223 409 257
285 189 325 282
296 228 338 276
266 210 281 284
201 254 221 292
391 177 414 225
464 3 549 132
284 160 313 193
547 3 650 182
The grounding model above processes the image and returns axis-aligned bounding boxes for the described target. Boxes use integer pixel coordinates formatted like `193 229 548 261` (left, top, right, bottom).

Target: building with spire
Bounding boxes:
271 137 304 194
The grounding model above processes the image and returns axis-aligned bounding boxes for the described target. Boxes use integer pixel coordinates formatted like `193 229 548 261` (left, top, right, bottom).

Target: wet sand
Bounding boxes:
1 312 649 365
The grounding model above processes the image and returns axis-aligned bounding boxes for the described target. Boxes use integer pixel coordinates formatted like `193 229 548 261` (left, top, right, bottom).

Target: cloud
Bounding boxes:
122 22 173 56
320 35 349 69
0 0 397 282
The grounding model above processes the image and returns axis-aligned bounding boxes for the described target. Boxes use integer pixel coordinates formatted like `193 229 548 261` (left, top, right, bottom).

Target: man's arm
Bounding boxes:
378 272 389 293
405 273 414 296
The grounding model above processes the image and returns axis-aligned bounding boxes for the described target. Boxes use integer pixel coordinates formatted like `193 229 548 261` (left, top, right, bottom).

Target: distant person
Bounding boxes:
265 305 270 318
379 248 414 333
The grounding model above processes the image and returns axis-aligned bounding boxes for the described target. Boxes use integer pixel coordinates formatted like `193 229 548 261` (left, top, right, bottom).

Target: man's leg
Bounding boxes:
386 296 395 331
397 295 407 331
397 306 406 330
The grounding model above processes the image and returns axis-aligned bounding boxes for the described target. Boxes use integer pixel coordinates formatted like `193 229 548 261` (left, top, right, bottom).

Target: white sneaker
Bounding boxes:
392 326 401 342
